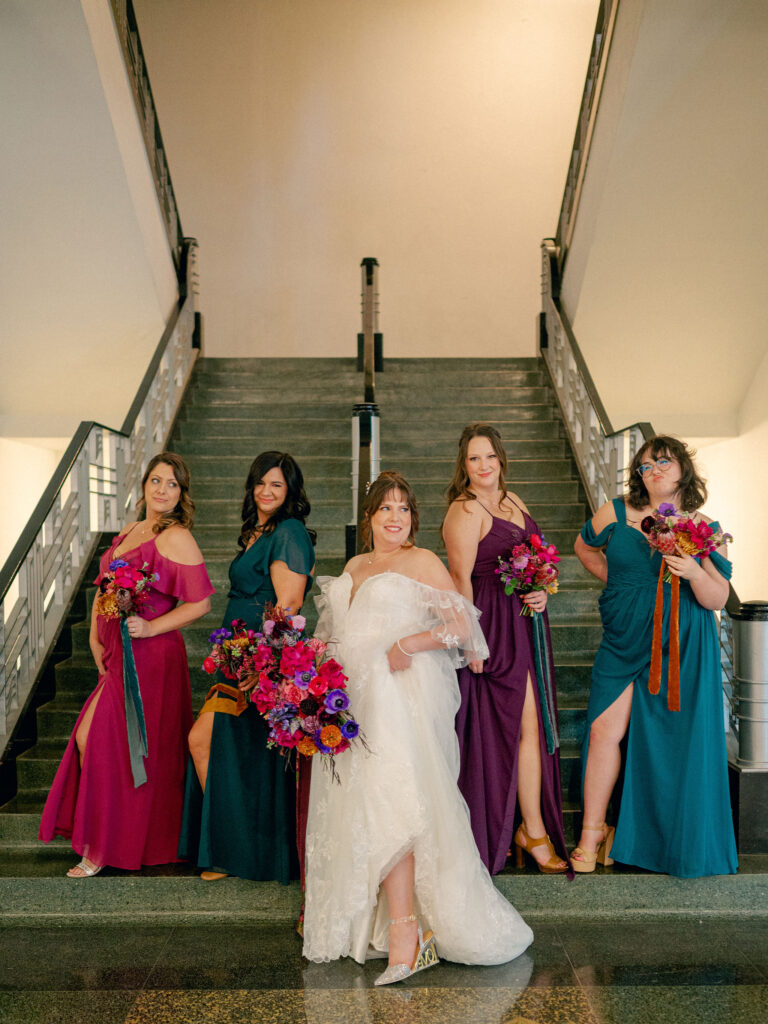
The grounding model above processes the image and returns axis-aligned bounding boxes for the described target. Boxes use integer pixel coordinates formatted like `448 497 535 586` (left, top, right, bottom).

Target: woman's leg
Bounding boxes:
517 677 566 868
68 685 105 875
575 683 634 853
380 851 418 967
188 711 215 791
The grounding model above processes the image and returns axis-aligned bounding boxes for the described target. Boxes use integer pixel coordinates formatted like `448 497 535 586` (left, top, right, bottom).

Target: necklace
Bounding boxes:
366 545 401 566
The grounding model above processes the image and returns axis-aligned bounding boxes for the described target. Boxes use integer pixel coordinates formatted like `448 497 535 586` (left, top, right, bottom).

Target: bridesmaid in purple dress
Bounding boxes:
443 424 568 875
39 453 214 876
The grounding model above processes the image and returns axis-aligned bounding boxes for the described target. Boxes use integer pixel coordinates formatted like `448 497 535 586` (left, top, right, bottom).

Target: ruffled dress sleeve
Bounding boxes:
269 519 315 578
154 550 215 603
706 523 733 581
579 498 622 548
418 584 490 670
313 575 338 643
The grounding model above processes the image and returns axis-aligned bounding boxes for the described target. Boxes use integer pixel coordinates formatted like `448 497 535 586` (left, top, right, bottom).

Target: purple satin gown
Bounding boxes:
455 508 568 875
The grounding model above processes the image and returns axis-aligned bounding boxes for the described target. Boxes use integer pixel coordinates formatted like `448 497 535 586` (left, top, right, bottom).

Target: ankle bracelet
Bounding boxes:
389 913 417 925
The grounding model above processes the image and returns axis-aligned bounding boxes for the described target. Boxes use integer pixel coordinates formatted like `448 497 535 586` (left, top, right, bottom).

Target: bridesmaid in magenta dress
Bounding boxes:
443 424 568 875
39 452 214 876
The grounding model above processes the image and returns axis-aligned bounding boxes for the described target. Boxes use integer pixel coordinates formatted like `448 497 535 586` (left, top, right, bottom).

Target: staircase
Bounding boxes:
0 354 602 901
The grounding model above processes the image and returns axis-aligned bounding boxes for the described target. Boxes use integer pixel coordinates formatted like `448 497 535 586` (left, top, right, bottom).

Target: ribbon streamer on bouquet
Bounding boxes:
121 618 149 786
648 564 681 712
531 611 559 755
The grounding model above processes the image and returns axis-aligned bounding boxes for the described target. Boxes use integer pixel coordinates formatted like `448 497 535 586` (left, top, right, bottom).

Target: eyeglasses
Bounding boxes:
637 457 674 477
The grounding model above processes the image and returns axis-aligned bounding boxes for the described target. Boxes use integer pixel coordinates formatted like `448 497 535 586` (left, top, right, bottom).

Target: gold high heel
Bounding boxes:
570 822 615 874
374 914 440 986
513 823 568 874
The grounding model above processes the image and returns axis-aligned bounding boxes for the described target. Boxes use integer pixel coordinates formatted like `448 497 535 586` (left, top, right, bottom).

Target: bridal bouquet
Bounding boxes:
95 559 158 619
238 605 361 776
496 534 561 616
641 503 732 581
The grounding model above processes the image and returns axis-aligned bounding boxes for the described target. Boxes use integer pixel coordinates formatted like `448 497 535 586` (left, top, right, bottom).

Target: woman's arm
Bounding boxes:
270 560 308 615
663 545 730 610
89 596 105 674
574 500 617 584
442 501 485 672
126 526 212 638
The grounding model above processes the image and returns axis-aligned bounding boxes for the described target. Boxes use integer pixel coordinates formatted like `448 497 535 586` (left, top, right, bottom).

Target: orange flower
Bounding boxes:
320 725 342 749
297 737 317 757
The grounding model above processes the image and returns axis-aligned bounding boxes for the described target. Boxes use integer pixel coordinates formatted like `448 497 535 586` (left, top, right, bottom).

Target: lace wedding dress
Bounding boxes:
302 572 534 965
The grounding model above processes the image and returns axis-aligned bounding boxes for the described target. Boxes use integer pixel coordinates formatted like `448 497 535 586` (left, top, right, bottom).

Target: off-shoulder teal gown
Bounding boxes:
581 498 737 877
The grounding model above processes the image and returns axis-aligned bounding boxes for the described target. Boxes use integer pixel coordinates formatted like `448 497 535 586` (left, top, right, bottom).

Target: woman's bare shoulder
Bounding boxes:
155 525 205 565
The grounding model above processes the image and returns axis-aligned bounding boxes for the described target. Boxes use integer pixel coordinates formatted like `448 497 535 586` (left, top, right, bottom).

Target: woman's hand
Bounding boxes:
238 674 259 693
664 553 704 581
387 641 413 673
522 591 548 614
125 615 153 639
468 656 485 674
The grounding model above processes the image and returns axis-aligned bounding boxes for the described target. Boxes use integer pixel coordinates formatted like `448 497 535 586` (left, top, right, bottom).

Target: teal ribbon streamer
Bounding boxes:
121 618 148 787
531 611 559 755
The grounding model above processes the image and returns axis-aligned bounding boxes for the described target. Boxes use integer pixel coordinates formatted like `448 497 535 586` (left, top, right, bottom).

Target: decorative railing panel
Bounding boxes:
0 246 198 751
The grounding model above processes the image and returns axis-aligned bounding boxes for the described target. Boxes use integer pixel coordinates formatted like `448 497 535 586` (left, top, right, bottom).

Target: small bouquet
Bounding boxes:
95 558 158 619
496 534 561 616
641 503 732 581
205 605 361 778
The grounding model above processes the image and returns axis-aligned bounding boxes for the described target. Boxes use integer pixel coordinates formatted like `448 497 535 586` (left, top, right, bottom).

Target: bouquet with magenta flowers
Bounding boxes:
225 604 362 778
202 620 263 682
496 534 561 617
641 503 732 582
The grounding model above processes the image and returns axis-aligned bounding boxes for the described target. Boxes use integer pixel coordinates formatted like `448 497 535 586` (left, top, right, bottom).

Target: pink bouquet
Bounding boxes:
496 534 561 616
95 558 158 620
641 503 732 581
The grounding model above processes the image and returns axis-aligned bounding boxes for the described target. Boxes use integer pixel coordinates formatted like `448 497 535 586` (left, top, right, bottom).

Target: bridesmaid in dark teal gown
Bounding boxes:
572 436 737 878
179 452 315 882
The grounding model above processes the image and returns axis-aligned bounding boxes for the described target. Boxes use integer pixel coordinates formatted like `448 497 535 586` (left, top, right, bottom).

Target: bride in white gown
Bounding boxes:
303 472 533 982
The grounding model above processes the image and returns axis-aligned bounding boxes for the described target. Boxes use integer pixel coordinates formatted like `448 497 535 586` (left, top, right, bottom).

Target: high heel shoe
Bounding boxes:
374 914 440 986
513 823 568 874
570 822 615 874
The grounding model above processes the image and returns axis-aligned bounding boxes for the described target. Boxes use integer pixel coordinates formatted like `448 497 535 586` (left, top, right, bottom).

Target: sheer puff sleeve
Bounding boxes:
418 583 489 670
313 575 345 645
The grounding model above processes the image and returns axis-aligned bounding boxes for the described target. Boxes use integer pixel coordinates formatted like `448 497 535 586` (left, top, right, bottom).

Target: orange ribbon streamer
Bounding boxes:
648 564 681 712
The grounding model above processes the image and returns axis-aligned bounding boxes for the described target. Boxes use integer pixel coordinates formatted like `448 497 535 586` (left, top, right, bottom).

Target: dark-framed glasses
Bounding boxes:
637 457 674 477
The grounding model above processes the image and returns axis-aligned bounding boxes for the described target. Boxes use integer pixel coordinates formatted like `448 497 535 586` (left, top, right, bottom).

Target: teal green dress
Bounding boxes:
178 518 315 882
581 498 737 877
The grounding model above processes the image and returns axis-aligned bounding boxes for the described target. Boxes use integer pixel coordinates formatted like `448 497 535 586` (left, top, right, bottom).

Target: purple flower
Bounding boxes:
324 689 350 713
295 667 316 690
109 558 130 570
658 502 677 516
208 627 232 646
268 703 298 727
341 719 359 740
314 728 332 754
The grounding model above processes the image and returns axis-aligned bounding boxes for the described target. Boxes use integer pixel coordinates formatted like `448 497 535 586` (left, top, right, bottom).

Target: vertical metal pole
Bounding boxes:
360 258 379 404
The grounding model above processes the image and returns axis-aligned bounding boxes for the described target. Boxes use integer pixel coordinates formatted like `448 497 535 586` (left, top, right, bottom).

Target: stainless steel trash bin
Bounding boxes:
732 601 768 769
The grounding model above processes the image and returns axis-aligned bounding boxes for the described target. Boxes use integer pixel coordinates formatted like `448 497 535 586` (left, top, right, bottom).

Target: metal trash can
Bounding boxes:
732 600 768 769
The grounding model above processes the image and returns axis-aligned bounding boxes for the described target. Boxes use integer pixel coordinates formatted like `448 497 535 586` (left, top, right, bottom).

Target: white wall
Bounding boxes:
0 439 68 568
134 0 599 358
0 0 178 437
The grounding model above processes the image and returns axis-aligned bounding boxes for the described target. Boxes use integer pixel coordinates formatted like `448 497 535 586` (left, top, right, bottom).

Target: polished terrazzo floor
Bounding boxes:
1 918 766 1024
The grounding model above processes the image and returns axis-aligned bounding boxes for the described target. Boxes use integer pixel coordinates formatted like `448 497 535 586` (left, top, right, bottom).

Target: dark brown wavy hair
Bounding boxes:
627 435 707 512
445 423 509 505
360 471 419 550
137 452 195 532
239 451 316 550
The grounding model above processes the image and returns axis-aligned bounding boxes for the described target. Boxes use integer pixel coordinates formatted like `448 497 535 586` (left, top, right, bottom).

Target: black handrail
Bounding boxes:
0 239 196 608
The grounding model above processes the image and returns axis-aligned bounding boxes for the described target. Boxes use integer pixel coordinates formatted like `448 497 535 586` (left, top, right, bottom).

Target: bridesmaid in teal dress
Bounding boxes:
179 452 315 882
571 435 737 878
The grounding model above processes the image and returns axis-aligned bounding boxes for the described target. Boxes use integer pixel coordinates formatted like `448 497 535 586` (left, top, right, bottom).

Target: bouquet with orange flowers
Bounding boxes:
95 558 158 619
641 503 732 581
224 605 362 777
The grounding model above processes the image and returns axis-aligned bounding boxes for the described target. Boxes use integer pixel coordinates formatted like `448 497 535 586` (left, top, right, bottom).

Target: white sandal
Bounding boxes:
66 858 103 878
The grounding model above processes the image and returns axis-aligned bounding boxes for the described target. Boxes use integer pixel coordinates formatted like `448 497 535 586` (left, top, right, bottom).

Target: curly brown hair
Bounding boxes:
444 423 509 507
137 452 195 532
627 435 707 512
238 451 316 550
360 471 419 550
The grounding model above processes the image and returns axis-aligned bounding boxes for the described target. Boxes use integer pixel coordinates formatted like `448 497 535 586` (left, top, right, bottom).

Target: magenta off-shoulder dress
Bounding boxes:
39 532 214 869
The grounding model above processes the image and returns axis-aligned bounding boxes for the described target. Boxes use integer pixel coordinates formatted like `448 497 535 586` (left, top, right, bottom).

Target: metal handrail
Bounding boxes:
0 241 199 751
555 0 620 273
109 0 184 269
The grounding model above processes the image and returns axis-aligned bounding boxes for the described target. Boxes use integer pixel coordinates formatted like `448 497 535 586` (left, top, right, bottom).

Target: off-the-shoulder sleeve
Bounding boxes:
706 524 732 580
155 555 215 603
419 585 490 670
313 575 340 643
270 519 315 578
580 517 616 548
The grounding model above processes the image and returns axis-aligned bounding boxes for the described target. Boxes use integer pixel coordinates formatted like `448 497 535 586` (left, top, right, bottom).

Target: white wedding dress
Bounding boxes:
302 572 534 965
